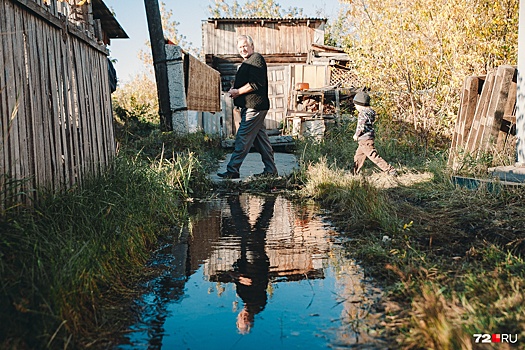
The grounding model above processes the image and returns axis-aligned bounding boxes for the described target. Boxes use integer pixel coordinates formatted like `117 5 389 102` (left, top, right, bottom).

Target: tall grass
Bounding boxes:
300 157 399 233
296 117 435 176
0 155 197 348
295 117 525 349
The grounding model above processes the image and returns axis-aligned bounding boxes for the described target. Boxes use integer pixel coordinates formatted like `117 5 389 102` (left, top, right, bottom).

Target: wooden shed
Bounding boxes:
1 0 127 210
201 17 327 136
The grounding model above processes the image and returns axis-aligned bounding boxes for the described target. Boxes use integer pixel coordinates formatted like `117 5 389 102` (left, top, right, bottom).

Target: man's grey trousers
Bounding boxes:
226 108 278 175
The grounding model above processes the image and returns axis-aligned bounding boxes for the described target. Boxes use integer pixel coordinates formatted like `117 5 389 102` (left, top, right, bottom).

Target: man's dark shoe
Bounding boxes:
253 171 278 178
217 171 240 179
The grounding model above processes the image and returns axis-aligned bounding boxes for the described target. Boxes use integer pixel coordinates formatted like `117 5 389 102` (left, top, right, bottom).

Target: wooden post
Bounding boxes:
516 0 525 165
335 88 340 118
144 0 173 131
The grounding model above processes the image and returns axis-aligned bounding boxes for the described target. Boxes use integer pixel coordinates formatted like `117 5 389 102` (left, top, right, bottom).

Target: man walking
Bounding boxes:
217 35 278 179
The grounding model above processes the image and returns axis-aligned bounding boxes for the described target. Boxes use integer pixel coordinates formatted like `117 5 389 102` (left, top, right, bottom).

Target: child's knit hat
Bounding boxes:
353 91 371 107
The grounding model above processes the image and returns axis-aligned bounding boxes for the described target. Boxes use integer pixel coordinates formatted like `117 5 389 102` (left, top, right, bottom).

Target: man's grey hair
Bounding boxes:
237 34 254 47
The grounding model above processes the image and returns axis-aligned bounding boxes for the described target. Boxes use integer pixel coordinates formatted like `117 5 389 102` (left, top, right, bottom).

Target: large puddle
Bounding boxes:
120 194 385 349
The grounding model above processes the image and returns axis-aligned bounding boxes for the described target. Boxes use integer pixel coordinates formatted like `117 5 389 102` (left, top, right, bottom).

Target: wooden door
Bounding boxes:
266 65 289 131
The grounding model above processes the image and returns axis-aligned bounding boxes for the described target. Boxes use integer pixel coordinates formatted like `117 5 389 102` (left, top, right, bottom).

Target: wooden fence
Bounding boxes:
1 0 115 210
449 65 517 171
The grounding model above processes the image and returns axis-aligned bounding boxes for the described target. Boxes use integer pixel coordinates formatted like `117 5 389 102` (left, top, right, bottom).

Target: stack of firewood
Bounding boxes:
297 97 319 112
296 98 337 115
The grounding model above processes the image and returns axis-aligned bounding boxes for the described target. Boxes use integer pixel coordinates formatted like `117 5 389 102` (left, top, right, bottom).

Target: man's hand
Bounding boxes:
353 135 358 141
228 88 240 99
238 276 253 286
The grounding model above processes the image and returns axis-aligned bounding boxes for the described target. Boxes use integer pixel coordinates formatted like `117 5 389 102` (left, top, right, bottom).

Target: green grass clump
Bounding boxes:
0 155 192 348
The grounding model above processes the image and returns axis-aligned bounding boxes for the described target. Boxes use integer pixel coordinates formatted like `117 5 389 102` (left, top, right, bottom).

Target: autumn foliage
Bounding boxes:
340 0 519 140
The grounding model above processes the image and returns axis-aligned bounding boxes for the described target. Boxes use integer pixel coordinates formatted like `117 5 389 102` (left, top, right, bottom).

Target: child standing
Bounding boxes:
352 91 397 176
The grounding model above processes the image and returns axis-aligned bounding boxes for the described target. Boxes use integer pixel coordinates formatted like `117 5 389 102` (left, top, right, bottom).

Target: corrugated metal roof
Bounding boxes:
206 17 326 22
92 0 129 39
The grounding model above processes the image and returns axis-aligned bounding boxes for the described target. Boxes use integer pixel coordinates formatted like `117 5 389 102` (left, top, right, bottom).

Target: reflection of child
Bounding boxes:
352 92 397 176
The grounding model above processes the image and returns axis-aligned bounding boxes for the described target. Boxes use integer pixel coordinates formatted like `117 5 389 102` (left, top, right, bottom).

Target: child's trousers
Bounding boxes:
353 139 395 175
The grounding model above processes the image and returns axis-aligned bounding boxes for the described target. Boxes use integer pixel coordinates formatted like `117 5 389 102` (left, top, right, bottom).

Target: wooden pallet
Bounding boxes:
449 65 517 171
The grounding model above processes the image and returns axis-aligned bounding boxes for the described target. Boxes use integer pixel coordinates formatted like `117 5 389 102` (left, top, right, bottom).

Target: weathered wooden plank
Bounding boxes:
98 55 114 165
280 22 289 53
70 39 88 178
266 22 274 53
216 22 224 56
209 21 216 55
33 11 56 189
89 50 104 171
23 9 42 189
19 4 36 195
10 4 26 190
84 49 99 172
50 19 70 186
96 53 107 168
256 23 265 54
3 0 17 190
293 25 301 54
76 40 98 174
90 51 108 171
40 13 62 189
464 70 495 155
0 0 11 194
83 43 98 174
75 41 90 175
202 21 209 54
460 76 485 147
496 72 517 152
448 75 484 167
65 35 82 185
44 18 65 189
479 65 516 153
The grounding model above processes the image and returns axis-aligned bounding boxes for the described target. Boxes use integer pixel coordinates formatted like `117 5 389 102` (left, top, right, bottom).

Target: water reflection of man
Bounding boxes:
224 195 275 335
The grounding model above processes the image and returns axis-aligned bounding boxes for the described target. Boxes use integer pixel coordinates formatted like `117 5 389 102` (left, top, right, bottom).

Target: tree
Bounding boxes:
340 0 519 139
208 0 304 18
323 3 351 48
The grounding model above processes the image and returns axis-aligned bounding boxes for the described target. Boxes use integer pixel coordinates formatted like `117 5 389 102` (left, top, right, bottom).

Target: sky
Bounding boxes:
103 0 342 83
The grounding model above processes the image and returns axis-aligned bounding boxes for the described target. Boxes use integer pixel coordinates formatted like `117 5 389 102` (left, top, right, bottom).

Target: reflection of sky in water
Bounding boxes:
121 194 384 349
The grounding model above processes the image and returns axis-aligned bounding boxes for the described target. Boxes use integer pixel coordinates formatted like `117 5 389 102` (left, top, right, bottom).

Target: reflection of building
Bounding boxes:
186 199 223 274
188 194 334 282
125 194 387 348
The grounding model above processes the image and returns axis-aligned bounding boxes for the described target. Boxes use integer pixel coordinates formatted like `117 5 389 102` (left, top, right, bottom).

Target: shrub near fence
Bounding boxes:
0 0 116 211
